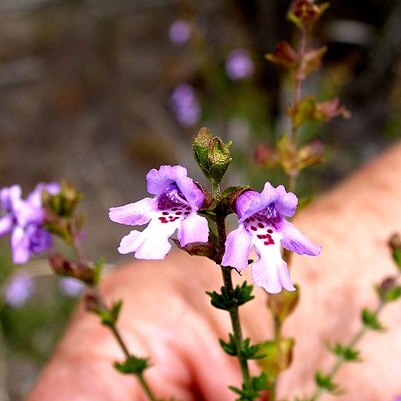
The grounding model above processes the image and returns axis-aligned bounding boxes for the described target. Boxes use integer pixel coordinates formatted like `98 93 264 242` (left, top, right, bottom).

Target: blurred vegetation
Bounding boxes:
0 0 400 399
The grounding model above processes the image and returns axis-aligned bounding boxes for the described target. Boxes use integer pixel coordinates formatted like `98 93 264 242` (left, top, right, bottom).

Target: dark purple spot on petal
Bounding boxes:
176 211 182 215
267 229 273 234
245 218 250 223
250 217 255 222
250 226 257 231
184 211 190 215
162 211 169 216
258 223 264 229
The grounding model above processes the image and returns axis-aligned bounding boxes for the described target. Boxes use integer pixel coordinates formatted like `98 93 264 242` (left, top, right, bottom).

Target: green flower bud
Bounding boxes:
193 127 232 185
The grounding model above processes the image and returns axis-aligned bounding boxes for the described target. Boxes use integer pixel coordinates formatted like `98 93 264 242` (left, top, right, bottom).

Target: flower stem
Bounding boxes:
212 181 253 398
309 301 385 401
69 236 159 401
94 288 158 401
220 266 252 393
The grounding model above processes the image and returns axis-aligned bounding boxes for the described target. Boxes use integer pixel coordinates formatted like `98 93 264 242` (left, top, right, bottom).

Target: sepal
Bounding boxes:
114 355 150 375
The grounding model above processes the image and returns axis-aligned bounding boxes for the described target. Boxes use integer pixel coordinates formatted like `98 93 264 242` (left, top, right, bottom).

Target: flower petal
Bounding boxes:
146 165 188 196
118 218 179 259
275 185 298 217
237 183 279 222
11 226 30 264
177 213 209 247
109 198 156 226
0 215 13 236
279 219 321 256
221 224 252 270
251 256 295 294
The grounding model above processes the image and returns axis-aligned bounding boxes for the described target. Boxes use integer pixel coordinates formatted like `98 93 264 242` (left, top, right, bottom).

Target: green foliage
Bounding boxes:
228 372 270 401
361 308 383 331
383 286 401 302
93 257 105 286
100 300 123 327
315 371 340 394
219 334 237 356
206 281 254 310
329 342 360 362
114 355 150 375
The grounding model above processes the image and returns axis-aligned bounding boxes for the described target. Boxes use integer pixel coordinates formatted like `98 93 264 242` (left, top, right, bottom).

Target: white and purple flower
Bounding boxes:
109 165 209 260
0 183 59 264
222 182 321 294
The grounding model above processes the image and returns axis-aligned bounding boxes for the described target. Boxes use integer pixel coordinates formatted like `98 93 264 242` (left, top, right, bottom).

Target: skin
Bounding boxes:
27 142 401 401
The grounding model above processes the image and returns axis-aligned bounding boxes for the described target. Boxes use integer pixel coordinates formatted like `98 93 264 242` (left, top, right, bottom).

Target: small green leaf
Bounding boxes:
329 342 360 362
361 309 384 331
315 371 340 393
114 355 150 375
234 282 255 306
384 286 401 302
93 257 105 285
219 334 237 356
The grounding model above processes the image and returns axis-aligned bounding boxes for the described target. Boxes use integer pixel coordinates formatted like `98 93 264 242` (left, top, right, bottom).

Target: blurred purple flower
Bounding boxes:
59 277 85 297
169 20 191 45
0 183 59 264
393 396 401 401
222 183 321 293
4 271 35 308
109 165 209 260
170 84 201 127
225 49 254 81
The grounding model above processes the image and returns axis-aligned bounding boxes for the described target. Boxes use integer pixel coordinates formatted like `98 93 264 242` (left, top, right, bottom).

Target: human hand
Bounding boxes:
27 143 401 401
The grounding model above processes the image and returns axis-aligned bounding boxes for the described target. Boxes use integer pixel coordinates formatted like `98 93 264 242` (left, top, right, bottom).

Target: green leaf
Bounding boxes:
234 282 255 306
206 282 254 311
114 355 150 375
361 308 384 331
329 342 360 362
93 257 105 285
315 371 340 393
240 338 265 360
100 300 123 327
219 334 237 356
384 286 401 302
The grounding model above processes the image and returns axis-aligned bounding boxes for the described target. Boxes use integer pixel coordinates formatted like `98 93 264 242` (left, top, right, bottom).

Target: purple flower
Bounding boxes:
109 165 209 260
4 271 35 308
169 19 191 45
0 183 59 264
222 183 321 293
59 277 85 297
170 84 201 127
225 49 254 81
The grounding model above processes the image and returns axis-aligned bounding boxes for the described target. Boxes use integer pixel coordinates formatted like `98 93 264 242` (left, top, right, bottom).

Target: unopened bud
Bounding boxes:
193 127 232 185
268 285 300 323
389 233 401 272
49 254 94 285
288 0 329 31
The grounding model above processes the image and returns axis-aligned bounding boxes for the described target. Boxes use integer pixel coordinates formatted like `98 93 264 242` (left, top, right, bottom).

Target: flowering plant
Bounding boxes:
1 2 401 401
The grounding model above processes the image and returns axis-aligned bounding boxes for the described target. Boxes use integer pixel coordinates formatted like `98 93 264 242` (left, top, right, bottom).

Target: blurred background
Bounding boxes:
0 0 400 399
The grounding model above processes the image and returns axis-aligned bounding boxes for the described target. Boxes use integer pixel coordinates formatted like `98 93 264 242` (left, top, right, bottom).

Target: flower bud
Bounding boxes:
288 0 329 31
42 181 83 218
267 285 300 323
193 127 232 185
49 254 94 285
389 233 401 272
265 41 299 68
